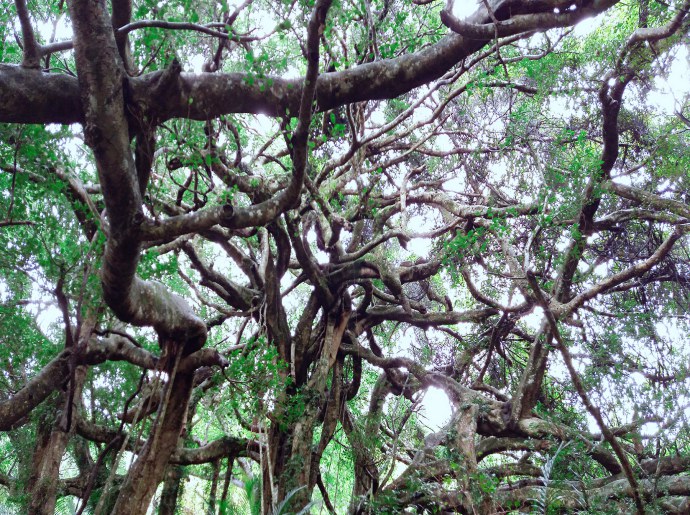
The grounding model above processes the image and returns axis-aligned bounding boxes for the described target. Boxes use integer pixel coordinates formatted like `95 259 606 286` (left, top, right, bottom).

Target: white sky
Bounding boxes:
419 386 452 431
452 2 480 20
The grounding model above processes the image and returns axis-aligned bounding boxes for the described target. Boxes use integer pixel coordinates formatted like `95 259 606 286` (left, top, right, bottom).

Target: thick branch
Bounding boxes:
68 0 207 353
441 0 620 39
0 350 71 430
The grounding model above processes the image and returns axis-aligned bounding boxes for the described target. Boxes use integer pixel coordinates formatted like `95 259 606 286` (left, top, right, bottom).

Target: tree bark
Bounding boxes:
26 395 68 515
158 465 184 515
111 370 194 513
27 365 87 514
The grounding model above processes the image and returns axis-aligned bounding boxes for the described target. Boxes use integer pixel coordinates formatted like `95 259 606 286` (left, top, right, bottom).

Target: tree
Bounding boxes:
0 0 689 512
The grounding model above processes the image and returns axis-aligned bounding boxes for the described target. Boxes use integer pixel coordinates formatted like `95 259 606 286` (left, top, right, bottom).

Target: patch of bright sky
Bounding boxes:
435 133 453 151
189 54 205 73
656 317 690 343
251 113 275 134
280 273 303 315
305 229 329 264
27 281 63 337
547 95 577 120
283 65 302 80
205 242 248 283
555 232 571 252
407 237 432 258
522 306 544 332
573 10 607 38
488 159 507 182
413 105 434 124
650 46 690 115
451 1 479 20
419 386 453 432
34 15 72 42
389 330 453 433
443 175 466 194
369 109 386 126
400 209 441 258
592 259 610 278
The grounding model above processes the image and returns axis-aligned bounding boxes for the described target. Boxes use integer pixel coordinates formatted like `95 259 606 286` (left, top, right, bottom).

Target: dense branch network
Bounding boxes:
0 0 689 513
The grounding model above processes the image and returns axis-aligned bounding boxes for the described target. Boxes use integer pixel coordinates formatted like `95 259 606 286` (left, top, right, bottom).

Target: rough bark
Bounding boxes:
158 465 184 515
111 370 194 513
27 365 87 514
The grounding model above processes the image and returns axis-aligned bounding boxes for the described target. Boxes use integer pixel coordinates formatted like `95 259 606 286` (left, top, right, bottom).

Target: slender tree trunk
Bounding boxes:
158 465 184 515
208 459 220 515
218 458 233 515
262 423 285 514
341 408 380 512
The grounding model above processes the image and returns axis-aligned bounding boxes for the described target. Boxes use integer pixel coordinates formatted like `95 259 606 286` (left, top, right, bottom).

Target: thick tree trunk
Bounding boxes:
26 401 68 515
111 370 194 514
27 365 87 514
261 306 350 514
262 420 320 514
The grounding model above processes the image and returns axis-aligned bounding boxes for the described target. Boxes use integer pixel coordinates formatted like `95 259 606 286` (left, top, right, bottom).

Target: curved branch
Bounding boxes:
441 0 620 40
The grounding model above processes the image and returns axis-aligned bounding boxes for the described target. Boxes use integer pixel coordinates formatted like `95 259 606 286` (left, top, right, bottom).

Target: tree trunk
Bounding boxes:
341 408 380 513
218 458 233 515
27 365 87 514
260 306 350 513
111 370 194 514
207 459 220 515
26 400 68 515
158 465 184 515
